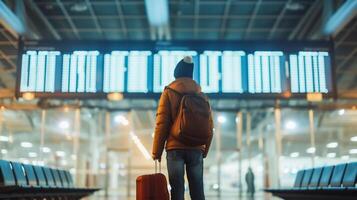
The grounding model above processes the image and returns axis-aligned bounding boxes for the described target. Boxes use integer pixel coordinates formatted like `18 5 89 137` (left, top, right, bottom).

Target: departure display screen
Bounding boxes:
17 40 335 99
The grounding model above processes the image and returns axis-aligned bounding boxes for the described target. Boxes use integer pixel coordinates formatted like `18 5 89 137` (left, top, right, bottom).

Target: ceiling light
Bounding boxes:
114 115 129 126
338 109 345 115
42 147 51 153
306 147 316 154
217 116 226 124
21 142 33 148
56 151 66 157
59 120 70 129
61 160 68 166
70 2 88 12
285 2 305 11
341 155 349 160
350 136 357 142
71 154 77 160
285 120 297 130
326 153 336 158
22 92 35 100
0 136 9 142
290 152 299 158
100 163 106 169
1 149 7 154
107 93 124 101
28 152 37 158
130 132 151 160
349 149 357 154
326 142 338 148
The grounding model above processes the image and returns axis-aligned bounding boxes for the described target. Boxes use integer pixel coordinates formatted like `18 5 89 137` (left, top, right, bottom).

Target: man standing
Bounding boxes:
152 56 213 200
245 167 255 198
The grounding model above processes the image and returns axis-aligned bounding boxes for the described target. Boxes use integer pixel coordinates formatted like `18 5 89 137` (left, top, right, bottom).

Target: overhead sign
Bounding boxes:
16 40 335 99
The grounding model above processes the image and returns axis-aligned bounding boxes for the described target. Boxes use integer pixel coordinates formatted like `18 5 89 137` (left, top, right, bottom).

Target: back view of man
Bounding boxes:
152 56 214 200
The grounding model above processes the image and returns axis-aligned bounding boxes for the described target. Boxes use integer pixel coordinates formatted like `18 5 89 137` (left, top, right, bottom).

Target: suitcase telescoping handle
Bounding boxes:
155 160 161 173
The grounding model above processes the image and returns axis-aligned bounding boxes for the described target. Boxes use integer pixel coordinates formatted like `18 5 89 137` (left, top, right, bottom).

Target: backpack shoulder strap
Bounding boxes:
165 86 184 96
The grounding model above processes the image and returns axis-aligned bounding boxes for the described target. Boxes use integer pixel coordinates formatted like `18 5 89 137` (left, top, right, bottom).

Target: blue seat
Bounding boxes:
293 170 305 188
330 163 347 187
51 168 63 187
59 170 69 188
300 168 314 188
0 160 16 186
318 166 334 187
309 167 323 188
33 166 47 187
65 171 74 187
342 162 357 188
10 162 28 186
22 164 38 187
43 167 56 187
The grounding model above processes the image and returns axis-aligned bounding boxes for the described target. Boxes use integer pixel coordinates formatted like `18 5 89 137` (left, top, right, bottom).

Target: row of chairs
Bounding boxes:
265 162 356 200
0 159 99 199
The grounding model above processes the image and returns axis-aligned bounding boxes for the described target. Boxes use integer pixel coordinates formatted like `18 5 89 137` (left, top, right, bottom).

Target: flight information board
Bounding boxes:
16 40 335 99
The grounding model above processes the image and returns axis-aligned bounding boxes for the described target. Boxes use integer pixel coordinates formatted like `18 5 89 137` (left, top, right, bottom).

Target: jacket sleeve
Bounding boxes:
203 111 214 158
152 89 172 160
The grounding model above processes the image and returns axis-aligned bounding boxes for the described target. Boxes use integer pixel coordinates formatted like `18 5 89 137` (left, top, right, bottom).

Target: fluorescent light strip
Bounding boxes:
130 132 151 160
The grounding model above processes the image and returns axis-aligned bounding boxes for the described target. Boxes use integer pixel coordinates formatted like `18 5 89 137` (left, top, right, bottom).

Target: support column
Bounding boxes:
246 112 251 165
236 112 243 198
40 109 46 162
74 108 84 186
309 109 316 167
127 111 133 198
104 111 111 198
275 108 282 187
265 107 282 188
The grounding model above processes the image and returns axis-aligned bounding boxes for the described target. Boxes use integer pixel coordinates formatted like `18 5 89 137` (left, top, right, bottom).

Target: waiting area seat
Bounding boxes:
264 162 357 200
0 159 100 199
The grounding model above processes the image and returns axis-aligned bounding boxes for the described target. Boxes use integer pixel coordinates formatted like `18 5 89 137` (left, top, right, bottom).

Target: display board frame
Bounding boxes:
16 40 336 100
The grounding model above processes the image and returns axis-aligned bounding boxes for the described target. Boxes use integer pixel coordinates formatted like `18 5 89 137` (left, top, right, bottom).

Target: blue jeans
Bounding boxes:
166 149 205 200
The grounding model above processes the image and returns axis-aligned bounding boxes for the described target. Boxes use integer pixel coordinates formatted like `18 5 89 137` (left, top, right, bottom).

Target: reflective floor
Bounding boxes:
85 193 272 200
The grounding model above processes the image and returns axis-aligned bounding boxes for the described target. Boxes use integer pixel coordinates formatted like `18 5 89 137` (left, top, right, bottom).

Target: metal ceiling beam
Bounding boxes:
337 48 357 72
194 0 199 39
56 0 80 39
57 27 289 32
0 29 17 48
323 0 357 37
114 0 128 39
26 0 61 40
244 0 262 39
335 19 357 47
0 50 16 69
268 0 291 39
219 0 232 39
0 0 25 37
48 14 301 20
84 0 103 37
288 0 320 40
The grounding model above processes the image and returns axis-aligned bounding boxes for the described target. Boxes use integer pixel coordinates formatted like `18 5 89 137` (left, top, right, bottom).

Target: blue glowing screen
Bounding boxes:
18 41 334 97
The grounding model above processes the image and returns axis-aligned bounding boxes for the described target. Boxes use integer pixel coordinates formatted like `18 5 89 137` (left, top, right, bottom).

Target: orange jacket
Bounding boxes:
152 78 214 160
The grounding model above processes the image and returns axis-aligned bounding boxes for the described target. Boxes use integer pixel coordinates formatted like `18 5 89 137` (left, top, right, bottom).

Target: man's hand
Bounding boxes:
152 154 161 162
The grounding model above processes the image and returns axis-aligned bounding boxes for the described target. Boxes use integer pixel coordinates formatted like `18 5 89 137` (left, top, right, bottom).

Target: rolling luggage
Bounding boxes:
136 162 169 200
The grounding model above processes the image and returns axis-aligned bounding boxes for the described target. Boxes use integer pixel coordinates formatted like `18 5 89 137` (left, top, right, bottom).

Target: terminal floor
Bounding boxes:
85 194 272 200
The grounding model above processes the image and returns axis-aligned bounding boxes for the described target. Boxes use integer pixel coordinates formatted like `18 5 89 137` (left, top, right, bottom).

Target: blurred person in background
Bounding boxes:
245 167 255 199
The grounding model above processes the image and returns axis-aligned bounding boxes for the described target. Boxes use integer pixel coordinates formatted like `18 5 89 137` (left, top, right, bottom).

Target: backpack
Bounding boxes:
166 87 212 146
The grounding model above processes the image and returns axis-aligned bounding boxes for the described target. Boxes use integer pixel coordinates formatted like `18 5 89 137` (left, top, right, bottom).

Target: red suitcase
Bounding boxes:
136 162 169 200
